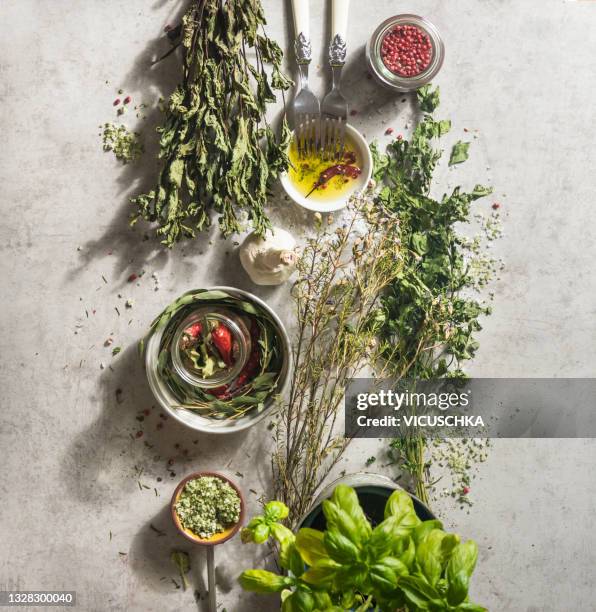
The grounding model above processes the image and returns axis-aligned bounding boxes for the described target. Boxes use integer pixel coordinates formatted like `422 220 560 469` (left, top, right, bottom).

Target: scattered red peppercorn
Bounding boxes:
123 96 132 105
113 98 121 106
350 109 358 116
462 486 470 494
380 24 433 78
385 127 394 135
135 430 143 438
167 459 174 466
127 273 138 282
492 202 501 210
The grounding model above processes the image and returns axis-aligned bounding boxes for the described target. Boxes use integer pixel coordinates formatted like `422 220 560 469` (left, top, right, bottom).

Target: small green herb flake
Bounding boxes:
102 123 143 164
417 84 440 113
171 551 190 591
449 141 470 166
365 456 377 467
112 346 122 356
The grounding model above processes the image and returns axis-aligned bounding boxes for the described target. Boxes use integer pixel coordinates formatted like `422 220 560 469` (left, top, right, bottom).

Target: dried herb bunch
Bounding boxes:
372 85 496 503
272 197 402 525
132 0 293 246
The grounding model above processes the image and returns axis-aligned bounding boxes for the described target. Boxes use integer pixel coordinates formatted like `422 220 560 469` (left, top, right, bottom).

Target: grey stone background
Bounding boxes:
1 0 595 610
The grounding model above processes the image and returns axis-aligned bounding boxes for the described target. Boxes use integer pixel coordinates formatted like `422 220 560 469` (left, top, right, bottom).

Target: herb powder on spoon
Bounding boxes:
175 476 241 539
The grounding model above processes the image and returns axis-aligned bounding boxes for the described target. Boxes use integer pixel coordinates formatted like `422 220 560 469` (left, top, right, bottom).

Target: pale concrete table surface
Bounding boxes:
1 0 596 610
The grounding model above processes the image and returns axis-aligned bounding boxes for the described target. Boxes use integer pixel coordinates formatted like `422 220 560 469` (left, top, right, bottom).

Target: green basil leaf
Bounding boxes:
446 541 478 605
369 563 398 593
322 500 359 544
416 529 445 586
398 575 443 610
295 528 330 566
412 520 444 545
457 603 488 612
264 500 289 521
384 489 418 522
323 529 360 563
239 569 291 593
328 485 372 541
300 559 339 586
253 523 270 543
281 589 314 612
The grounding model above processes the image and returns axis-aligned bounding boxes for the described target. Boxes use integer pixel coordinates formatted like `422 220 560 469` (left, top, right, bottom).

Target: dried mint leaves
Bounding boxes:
132 0 293 246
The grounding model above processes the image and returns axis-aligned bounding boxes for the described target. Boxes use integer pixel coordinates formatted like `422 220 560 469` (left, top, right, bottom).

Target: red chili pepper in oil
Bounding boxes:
306 159 362 198
211 322 234 366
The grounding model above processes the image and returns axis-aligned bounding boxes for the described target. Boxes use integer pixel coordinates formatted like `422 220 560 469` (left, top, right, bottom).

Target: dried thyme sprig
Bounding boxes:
131 0 293 246
272 195 402 525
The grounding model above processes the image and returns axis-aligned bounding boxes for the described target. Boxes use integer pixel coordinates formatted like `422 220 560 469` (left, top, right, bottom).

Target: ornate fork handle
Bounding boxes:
295 32 312 65
329 34 347 67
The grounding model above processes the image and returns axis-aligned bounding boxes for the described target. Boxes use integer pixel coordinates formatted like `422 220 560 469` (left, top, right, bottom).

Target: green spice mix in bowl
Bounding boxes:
174 475 242 541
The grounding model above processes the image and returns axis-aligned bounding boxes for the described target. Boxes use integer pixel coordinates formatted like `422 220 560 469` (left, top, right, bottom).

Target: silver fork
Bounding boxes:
321 0 350 161
290 0 320 158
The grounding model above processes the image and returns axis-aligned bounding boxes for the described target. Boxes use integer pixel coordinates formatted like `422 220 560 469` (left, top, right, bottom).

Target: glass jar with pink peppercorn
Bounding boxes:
366 14 444 92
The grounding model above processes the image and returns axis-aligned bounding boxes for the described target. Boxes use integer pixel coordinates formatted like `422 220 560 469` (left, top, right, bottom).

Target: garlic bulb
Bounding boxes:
239 228 297 285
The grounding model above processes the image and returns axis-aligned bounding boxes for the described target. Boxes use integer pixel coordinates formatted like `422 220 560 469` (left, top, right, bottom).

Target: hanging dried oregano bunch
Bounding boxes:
132 0 293 246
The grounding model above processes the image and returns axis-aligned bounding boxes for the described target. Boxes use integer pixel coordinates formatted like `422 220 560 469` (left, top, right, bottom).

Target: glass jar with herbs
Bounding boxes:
143 288 290 433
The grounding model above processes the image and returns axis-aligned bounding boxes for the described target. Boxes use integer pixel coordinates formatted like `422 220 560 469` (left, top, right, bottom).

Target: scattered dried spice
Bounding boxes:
431 438 491 507
174 476 240 538
102 123 143 163
131 0 293 246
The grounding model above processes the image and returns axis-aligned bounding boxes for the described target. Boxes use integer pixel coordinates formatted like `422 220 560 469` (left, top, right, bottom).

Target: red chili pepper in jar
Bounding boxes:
184 322 203 338
211 323 234 366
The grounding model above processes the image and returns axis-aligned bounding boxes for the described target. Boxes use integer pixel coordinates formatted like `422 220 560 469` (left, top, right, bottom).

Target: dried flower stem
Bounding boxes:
272 195 402 525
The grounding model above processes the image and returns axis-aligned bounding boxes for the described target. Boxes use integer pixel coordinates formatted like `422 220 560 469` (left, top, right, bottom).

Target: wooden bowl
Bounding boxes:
170 471 245 546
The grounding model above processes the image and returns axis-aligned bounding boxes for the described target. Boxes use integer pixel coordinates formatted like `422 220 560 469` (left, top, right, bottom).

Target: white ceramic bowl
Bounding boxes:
280 123 373 213
144 286 291 434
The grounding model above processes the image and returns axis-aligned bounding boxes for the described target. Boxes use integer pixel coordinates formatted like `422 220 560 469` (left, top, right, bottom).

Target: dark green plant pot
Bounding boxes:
299 472 436 531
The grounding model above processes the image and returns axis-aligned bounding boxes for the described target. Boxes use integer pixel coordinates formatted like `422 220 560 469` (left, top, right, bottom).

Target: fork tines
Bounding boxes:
321 115 346 161
296 114 320 159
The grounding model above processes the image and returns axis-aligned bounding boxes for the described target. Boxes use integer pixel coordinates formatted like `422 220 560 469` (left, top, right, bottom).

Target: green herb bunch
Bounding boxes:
132 0 293 246
143 289 285 420
273 198 403 525
371 86 494 503
240 485 485 611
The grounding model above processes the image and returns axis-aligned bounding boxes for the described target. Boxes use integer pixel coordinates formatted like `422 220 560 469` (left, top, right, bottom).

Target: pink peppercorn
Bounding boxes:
123 96 132 105
113 98 121 106
492 202 501 210
136 430 143 438
462 486 470 494
381 24 433 78
385 127 394 135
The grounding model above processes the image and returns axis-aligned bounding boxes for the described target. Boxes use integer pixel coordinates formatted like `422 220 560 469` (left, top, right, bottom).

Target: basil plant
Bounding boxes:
239 485 485 612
